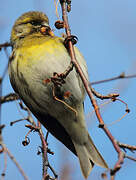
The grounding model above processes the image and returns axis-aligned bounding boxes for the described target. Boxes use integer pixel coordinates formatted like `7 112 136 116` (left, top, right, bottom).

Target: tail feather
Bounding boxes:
73 133 108 179
85 133 108 168
73 142 94 179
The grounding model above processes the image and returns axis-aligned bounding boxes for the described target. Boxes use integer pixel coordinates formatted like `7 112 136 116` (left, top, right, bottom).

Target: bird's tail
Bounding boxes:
73 133 108 179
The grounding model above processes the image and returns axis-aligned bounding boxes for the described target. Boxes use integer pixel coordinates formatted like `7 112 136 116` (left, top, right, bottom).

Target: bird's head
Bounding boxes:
11 11 54 44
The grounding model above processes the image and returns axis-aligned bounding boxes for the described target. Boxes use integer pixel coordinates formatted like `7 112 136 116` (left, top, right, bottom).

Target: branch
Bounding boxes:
0 125 28 180
58 1 130 179
0 42 11 51
3 144 29 180
90 87 119 100
0 93 19 104
16 102 57 179
118 142 136 152
37 121 48 178
91 72 136 85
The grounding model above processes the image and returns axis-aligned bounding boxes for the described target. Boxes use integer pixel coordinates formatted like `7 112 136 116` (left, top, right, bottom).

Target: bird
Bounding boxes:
8 11 108 178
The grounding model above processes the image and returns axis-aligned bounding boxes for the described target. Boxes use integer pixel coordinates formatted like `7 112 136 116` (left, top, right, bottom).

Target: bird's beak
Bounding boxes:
48 29 54 37
40 26 54 37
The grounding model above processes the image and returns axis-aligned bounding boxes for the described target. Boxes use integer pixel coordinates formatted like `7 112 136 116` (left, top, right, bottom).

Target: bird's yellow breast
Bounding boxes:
14 36 66 68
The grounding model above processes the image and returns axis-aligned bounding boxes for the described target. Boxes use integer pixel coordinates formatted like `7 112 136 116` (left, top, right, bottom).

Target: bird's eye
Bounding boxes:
30 21 41 26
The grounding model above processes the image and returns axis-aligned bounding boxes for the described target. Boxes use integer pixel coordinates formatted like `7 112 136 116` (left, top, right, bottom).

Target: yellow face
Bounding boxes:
11 11 54 44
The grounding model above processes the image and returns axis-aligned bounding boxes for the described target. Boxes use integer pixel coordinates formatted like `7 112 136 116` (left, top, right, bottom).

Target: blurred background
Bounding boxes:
0 0 136 179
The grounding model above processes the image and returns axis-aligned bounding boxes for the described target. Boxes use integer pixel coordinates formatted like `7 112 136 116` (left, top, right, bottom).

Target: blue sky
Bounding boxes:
0 0 136 180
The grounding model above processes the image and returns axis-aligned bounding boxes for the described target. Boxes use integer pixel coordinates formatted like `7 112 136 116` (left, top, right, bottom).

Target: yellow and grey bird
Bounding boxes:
8 11 108 178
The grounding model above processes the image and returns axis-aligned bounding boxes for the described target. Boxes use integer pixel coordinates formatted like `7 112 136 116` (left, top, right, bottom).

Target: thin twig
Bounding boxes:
18 104 48 176
37 121 48 178
0 93 19 104
1 48 9 82
125 155 136 162
0 42 11 51
10 119 26 126
19 101 36 126
48 162 58 179
59 61 74 79
9 102 50 178
45 131 49 142
91 72 136 85
118 142 136 152
11 103 51 178
0 151 7 180
114 98 130 113
3 145 29 180
90 87 119 100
